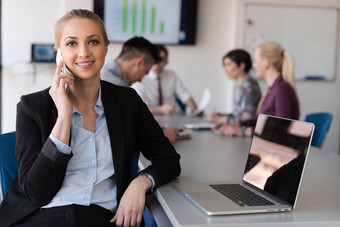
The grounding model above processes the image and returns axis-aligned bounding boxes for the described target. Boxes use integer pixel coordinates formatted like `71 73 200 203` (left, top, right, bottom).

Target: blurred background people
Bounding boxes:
101 36 159 86
101 37 178 143
208 49 261 124
132 44 202 116
213 41 299 137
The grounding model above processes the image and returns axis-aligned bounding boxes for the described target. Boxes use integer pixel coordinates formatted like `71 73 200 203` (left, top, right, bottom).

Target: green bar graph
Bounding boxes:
160 21 164 34
151 6 155 33
122 0 127 32
120 0 165 35
141 0 146 33
132 0 137 32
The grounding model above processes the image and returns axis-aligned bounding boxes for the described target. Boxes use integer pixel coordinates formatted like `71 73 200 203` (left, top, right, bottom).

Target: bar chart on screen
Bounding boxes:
104 0 181 43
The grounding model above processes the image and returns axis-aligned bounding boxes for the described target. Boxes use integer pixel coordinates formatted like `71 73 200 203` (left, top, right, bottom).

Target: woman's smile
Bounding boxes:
76 60 95 69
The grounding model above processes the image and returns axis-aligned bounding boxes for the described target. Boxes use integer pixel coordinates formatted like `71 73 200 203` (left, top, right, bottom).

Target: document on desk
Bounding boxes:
184 123 215 130
198 88 211 112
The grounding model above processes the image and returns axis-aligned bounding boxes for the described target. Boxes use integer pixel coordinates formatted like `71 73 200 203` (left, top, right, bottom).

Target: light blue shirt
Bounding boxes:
43 88 117 212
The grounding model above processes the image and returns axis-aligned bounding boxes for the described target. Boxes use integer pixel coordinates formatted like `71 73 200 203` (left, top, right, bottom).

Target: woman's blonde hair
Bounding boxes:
258 41 296 92
256 42 299 112
54 9 110 50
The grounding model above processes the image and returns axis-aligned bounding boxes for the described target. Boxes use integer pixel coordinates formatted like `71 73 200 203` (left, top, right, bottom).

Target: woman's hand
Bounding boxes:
111 175 152 227
213 122 242 136
49 60 74 144
49 60 74 117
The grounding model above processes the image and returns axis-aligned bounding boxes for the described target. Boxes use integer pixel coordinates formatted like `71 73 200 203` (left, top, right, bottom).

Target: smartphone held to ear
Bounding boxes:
56 48 70 74
56 48 72 92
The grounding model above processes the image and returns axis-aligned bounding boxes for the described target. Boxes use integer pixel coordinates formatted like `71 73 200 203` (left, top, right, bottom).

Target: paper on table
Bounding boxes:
184 123 215 130
198 88 211 112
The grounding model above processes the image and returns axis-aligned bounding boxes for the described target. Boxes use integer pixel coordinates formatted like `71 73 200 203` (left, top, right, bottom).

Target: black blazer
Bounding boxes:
0 80 181 226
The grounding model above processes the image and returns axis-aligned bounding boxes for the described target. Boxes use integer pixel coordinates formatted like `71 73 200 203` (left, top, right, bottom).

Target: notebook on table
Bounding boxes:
184 123 215 130
175 114 314 215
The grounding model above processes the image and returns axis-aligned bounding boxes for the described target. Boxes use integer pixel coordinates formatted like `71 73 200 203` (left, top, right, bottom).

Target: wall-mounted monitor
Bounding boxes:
94 0 198 45
31 44 55 63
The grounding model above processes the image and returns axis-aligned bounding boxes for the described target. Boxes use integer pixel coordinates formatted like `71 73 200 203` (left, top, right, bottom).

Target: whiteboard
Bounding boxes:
244 4 338 81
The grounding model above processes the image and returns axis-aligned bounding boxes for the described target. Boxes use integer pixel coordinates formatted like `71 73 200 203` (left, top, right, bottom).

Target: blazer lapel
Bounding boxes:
101 82 125 199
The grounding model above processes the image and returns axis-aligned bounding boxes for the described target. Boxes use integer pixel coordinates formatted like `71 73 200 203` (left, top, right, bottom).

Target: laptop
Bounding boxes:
175 114 314 215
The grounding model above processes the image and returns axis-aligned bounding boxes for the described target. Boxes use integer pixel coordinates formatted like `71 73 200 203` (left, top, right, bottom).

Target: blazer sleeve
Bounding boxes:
15 94 72 205
134 92 181 187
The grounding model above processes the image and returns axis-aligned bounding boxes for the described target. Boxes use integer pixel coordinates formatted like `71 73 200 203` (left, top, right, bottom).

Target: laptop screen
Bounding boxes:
243 114 314 205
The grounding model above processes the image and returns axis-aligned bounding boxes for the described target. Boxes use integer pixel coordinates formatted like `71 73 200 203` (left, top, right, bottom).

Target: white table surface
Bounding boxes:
141 114 340 227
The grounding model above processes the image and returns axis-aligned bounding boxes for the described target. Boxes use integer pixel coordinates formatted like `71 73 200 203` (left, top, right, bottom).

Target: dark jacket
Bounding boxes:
0 80 181 226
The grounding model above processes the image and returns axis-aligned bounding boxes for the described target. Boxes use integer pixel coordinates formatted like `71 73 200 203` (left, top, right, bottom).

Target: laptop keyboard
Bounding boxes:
210 184 274 207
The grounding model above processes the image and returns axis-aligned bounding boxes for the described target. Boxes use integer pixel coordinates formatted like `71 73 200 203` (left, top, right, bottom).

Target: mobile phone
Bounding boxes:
56 48 70 74
56 48 72 92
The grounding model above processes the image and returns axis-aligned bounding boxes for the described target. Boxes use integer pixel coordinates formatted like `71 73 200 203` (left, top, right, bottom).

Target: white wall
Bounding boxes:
1 0 93 132
1 0 339 154
2 0 93 68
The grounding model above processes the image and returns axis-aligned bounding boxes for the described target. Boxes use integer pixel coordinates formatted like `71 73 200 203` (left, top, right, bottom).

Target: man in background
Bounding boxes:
101 36 158 86
101 37 178 143
132 44 202 116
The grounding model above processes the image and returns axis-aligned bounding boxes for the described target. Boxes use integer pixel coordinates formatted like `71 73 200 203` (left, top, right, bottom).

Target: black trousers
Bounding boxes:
13 204 116 227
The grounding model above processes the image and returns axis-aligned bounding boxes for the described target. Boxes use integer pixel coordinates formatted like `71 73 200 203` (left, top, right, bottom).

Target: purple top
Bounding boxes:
240 75 299 127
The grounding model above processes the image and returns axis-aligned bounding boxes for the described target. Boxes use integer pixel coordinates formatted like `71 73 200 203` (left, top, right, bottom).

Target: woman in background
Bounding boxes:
208 49 261 124
213 42 299 136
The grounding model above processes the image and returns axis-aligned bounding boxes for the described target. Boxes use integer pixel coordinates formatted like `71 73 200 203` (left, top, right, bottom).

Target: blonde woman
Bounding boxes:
213 42 299 136
0 9 180 226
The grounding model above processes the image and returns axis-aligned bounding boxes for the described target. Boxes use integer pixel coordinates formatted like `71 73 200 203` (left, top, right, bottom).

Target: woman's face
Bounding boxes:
223 57 244 79
252 48 266 79
58 18 108 81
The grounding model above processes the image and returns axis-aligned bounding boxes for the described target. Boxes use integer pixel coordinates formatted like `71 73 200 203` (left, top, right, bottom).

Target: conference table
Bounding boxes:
140 114 340 227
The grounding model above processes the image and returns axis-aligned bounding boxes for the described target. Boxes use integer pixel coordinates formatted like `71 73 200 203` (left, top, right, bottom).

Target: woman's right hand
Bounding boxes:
49 61 74 144
49 60 74 118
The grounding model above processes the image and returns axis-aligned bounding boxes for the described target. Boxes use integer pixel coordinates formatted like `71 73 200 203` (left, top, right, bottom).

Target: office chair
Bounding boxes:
0 132 157 226
0 131 17 200
305 112 333 148
175 94 186 113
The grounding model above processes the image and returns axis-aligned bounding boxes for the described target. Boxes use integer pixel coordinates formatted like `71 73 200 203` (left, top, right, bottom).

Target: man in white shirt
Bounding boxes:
132 45 201 115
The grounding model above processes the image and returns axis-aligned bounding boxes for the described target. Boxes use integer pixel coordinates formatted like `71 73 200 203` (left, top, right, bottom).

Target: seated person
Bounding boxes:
132 44 201 115
0 10 181 227
101 37 178 143
213 41 300 137
101 36 158 87
208 49 261 124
